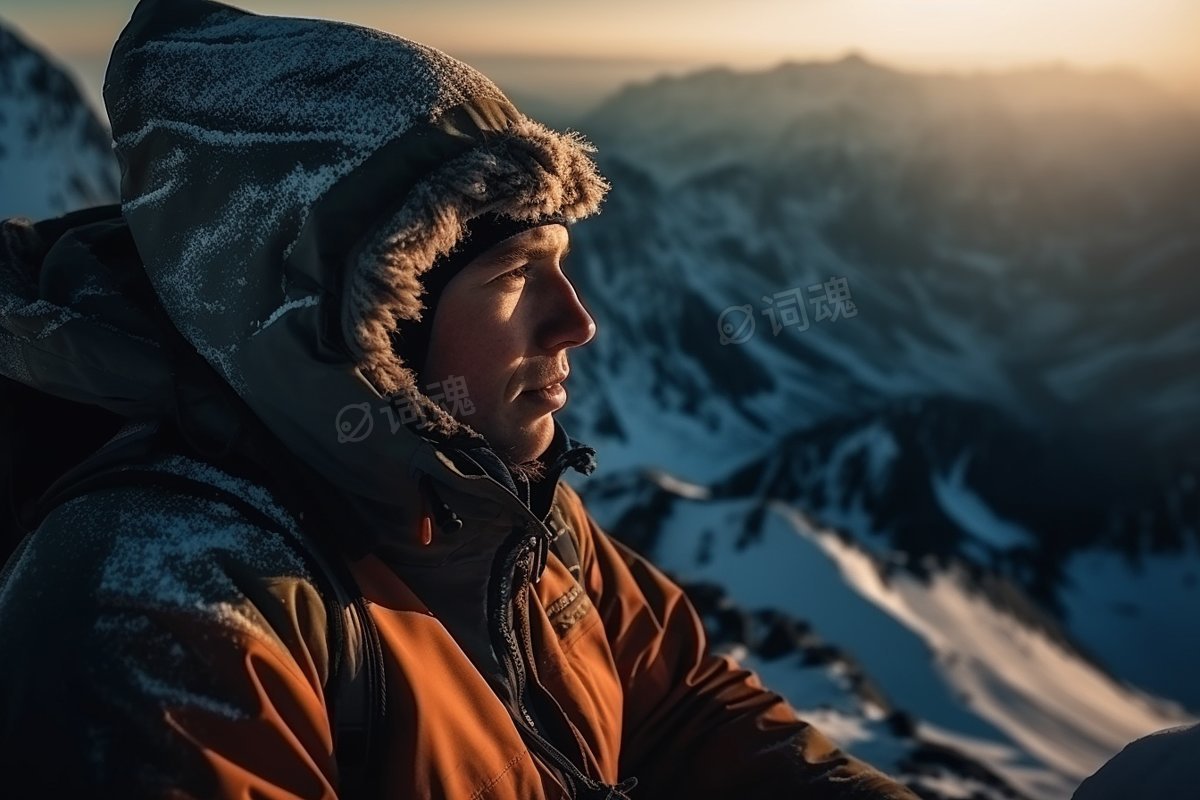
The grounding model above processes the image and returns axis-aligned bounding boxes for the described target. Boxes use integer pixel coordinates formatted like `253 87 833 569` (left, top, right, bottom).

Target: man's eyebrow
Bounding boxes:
480 239 571 267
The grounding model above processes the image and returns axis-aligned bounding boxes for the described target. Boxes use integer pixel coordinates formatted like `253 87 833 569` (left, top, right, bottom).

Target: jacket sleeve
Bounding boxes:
0 488 341 800
568 493 920 799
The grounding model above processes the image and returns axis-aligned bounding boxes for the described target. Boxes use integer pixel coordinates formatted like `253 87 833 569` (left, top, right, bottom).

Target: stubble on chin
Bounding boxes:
493 416 555 484
496 433 549 483
492 436 550 484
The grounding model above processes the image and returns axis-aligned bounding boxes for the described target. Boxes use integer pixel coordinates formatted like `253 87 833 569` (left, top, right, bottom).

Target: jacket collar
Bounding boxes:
434 417 597 524
340 415 596 570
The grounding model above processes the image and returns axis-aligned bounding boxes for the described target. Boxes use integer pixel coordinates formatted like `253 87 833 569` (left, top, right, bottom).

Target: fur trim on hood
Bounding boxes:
345 117 609 441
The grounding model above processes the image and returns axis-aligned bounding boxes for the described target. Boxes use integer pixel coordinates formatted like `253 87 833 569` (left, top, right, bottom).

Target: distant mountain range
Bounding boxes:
4 23 1197 798
558 53 1200 798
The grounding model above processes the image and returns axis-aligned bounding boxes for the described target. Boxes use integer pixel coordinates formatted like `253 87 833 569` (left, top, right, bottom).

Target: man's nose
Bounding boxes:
538 273 596 351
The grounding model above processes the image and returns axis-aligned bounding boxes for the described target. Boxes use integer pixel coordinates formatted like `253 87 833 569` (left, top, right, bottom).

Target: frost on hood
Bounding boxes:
252 293 320 337
106 1 514 397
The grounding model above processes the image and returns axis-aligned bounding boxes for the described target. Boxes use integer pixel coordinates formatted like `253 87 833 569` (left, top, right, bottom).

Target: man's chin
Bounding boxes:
489 416 555 470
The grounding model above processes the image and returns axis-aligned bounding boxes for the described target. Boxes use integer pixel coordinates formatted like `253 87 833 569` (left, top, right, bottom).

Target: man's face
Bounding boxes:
418 223 595 466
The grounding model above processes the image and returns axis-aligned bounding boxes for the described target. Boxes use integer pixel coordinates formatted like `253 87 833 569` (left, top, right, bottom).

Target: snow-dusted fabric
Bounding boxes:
105 0 510 398
0 447 339 793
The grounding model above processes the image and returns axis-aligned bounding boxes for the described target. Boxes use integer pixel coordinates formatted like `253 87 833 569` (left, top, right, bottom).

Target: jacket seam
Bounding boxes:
469 748 529 800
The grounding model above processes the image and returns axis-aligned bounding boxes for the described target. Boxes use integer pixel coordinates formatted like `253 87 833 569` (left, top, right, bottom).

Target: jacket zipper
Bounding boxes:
500 534 586 798
452 444 635 798
489 523 638 800
494 532 541 729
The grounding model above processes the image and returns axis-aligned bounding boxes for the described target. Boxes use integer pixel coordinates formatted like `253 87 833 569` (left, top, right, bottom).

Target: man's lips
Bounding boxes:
521 370 569 394
518 368 569 409
520 381 566 405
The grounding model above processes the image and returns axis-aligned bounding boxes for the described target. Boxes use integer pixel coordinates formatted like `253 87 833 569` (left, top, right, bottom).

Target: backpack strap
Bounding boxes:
27 430 385 798
546 493 583 581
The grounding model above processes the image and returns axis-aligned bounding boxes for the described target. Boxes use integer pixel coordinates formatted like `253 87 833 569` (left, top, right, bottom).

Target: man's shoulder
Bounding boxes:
1073 724 1200 800
0 453 339 793
2 451 322 645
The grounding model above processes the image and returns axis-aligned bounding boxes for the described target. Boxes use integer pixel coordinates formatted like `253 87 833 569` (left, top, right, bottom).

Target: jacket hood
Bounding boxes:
1 0 607 541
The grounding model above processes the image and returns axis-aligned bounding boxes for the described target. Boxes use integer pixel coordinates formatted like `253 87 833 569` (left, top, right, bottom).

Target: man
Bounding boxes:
0 0 919 797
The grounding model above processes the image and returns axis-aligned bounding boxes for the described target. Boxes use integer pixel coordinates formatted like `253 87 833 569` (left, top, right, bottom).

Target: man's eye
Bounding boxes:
499 264 531 282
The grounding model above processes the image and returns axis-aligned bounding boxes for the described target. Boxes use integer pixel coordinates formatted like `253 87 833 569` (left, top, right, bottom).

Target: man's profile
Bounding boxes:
0 0 919 797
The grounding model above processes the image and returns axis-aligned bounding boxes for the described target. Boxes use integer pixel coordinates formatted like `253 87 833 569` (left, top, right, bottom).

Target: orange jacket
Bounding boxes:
0 440 918 799
208 485 918 798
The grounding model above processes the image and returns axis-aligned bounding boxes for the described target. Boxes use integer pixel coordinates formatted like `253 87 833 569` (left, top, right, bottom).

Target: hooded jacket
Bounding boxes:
0 1 920 797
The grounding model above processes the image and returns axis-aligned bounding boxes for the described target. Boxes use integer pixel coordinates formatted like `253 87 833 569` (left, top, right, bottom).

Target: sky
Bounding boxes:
3 0 1199 105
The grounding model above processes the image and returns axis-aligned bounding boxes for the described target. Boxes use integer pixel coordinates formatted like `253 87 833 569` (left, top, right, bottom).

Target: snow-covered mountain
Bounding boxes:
559 55 1200 798
0 21 118 219
567 55 1200 463
574 462 1193 799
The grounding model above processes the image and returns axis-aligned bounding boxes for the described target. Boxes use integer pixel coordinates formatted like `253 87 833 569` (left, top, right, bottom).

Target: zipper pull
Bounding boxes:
415 475 436 545
419 516 433 546
532 528 550 584
608 775 639 798
416 474 463 544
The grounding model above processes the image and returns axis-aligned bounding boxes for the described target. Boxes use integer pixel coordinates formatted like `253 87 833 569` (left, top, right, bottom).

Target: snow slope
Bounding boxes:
575 469 1195 799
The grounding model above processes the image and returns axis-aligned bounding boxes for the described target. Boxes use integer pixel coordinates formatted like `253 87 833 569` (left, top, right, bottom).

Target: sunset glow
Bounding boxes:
4 0 1199 98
